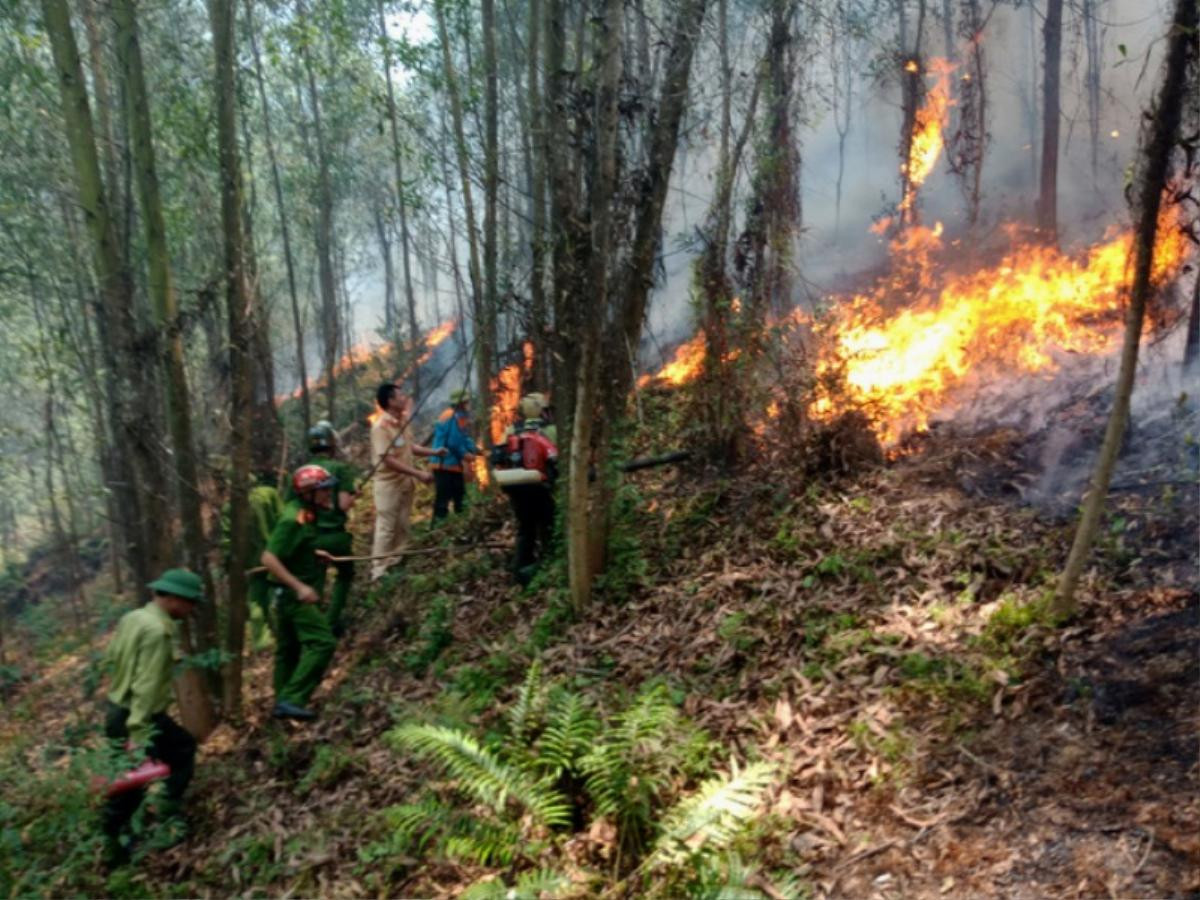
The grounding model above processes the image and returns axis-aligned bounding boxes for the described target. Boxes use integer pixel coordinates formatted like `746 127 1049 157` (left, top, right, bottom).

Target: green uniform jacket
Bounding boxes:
219 485 283 559
105 603 177 746
265 500 325 592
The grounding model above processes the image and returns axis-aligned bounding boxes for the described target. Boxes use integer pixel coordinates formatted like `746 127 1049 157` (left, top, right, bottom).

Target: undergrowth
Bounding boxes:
375 663 786 898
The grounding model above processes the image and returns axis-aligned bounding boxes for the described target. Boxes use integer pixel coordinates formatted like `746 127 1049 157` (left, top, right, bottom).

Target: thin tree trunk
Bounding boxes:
1037 0 1063 238
296 0 339 420
246 0 309 432
1184 269 1200 371
79 0 122 241
1055 0 1196 615
527 0 547 388
211 0 254 717
567 0 623 611
483 0 500 370
377 0 421 397
374 199 397 342
435 0 493 416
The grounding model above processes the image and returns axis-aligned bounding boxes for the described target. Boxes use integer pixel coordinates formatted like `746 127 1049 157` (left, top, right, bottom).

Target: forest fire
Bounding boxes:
489 342 535 445
899 57 955 218
811 217 1192 442
639 217 1192 445
637 332 708 388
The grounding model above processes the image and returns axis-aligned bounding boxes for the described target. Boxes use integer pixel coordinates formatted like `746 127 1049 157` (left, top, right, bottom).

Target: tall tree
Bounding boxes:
376 0 421 396
210 0 255 714
113 0 220 673
1037 0 1063 238
245 0 310 434
435 0 494 416
39 0 170 592
1055 0 1197 615
295 0 340 420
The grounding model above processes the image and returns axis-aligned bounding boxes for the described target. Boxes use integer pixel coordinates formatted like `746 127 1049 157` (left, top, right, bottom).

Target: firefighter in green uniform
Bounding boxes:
101 568 204 865
293 421 358 636
262 464 339 721
247 475 284 645
222 470 284 648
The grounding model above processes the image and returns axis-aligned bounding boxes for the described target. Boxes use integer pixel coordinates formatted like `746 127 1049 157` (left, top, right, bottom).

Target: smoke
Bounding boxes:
642 0 1175 355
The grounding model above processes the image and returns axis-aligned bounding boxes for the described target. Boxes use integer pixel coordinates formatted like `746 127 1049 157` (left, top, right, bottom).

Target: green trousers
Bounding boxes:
273 587 336 706
315 530 354 636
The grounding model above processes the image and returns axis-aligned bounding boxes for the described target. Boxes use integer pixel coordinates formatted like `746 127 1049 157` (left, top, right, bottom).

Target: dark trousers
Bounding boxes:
433 469 466 520
505 484 555 574
102 702 196 838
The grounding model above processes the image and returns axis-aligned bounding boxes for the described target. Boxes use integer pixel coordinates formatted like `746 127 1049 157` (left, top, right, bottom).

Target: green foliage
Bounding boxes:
403 594 455 676
461 867 576 900
388 723 571 827
0 742 120 896
592 481 650 601
383 666 768 888
981 592 1060 652
649 761 776 868
295 745 360 797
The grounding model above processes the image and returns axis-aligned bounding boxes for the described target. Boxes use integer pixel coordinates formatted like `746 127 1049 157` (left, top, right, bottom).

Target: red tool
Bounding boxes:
104 759 171 797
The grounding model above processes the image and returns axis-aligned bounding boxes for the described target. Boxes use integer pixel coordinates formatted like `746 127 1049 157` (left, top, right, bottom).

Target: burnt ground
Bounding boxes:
1 412 1197 898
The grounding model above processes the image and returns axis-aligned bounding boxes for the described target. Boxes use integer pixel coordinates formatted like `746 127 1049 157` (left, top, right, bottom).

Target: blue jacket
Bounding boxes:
432 406 479 471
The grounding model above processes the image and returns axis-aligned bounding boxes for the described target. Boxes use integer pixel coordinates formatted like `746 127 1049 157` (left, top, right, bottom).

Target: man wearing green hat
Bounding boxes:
431 389 480 520
101 568 204 864
286 421 359 636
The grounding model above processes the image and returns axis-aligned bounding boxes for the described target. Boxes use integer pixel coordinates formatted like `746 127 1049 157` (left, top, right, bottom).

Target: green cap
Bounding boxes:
449 389 471 405
147 568 205 602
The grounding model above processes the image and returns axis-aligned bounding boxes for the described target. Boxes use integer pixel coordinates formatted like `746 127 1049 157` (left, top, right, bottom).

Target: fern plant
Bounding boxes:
388 723 571 828
648 760 776 868
383 665 777 894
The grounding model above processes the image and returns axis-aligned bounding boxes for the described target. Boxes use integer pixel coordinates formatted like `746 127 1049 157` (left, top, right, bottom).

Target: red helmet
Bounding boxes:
292 464 336 496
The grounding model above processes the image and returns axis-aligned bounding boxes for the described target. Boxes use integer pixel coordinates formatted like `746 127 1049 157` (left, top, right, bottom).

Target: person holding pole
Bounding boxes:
430 389 480 520
101 568 204 866
292 421 358 637
261 465 339 721
370 383 442 582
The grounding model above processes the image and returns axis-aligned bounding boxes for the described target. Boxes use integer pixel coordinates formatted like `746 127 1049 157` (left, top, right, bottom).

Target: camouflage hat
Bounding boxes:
449 389 471 405
147 568 205 603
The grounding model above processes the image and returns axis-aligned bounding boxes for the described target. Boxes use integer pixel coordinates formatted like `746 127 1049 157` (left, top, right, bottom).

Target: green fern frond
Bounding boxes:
536 690 600 778
508 661 548 746
579 742 627 819
389 723 571 827
650 760 776 867
460 867 575 900
613 685 682 759
690 853 767 899
382 796 452 852
443 818 523 866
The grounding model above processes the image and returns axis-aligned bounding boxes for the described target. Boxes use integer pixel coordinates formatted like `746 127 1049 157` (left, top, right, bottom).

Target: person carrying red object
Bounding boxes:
100 568 204 866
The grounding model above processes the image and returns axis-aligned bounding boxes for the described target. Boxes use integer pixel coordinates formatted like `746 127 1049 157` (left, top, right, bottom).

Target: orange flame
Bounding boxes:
813 214 1192 443
490 342 534 445
638 333 708 388
425 318 457 350
899 57 956 218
